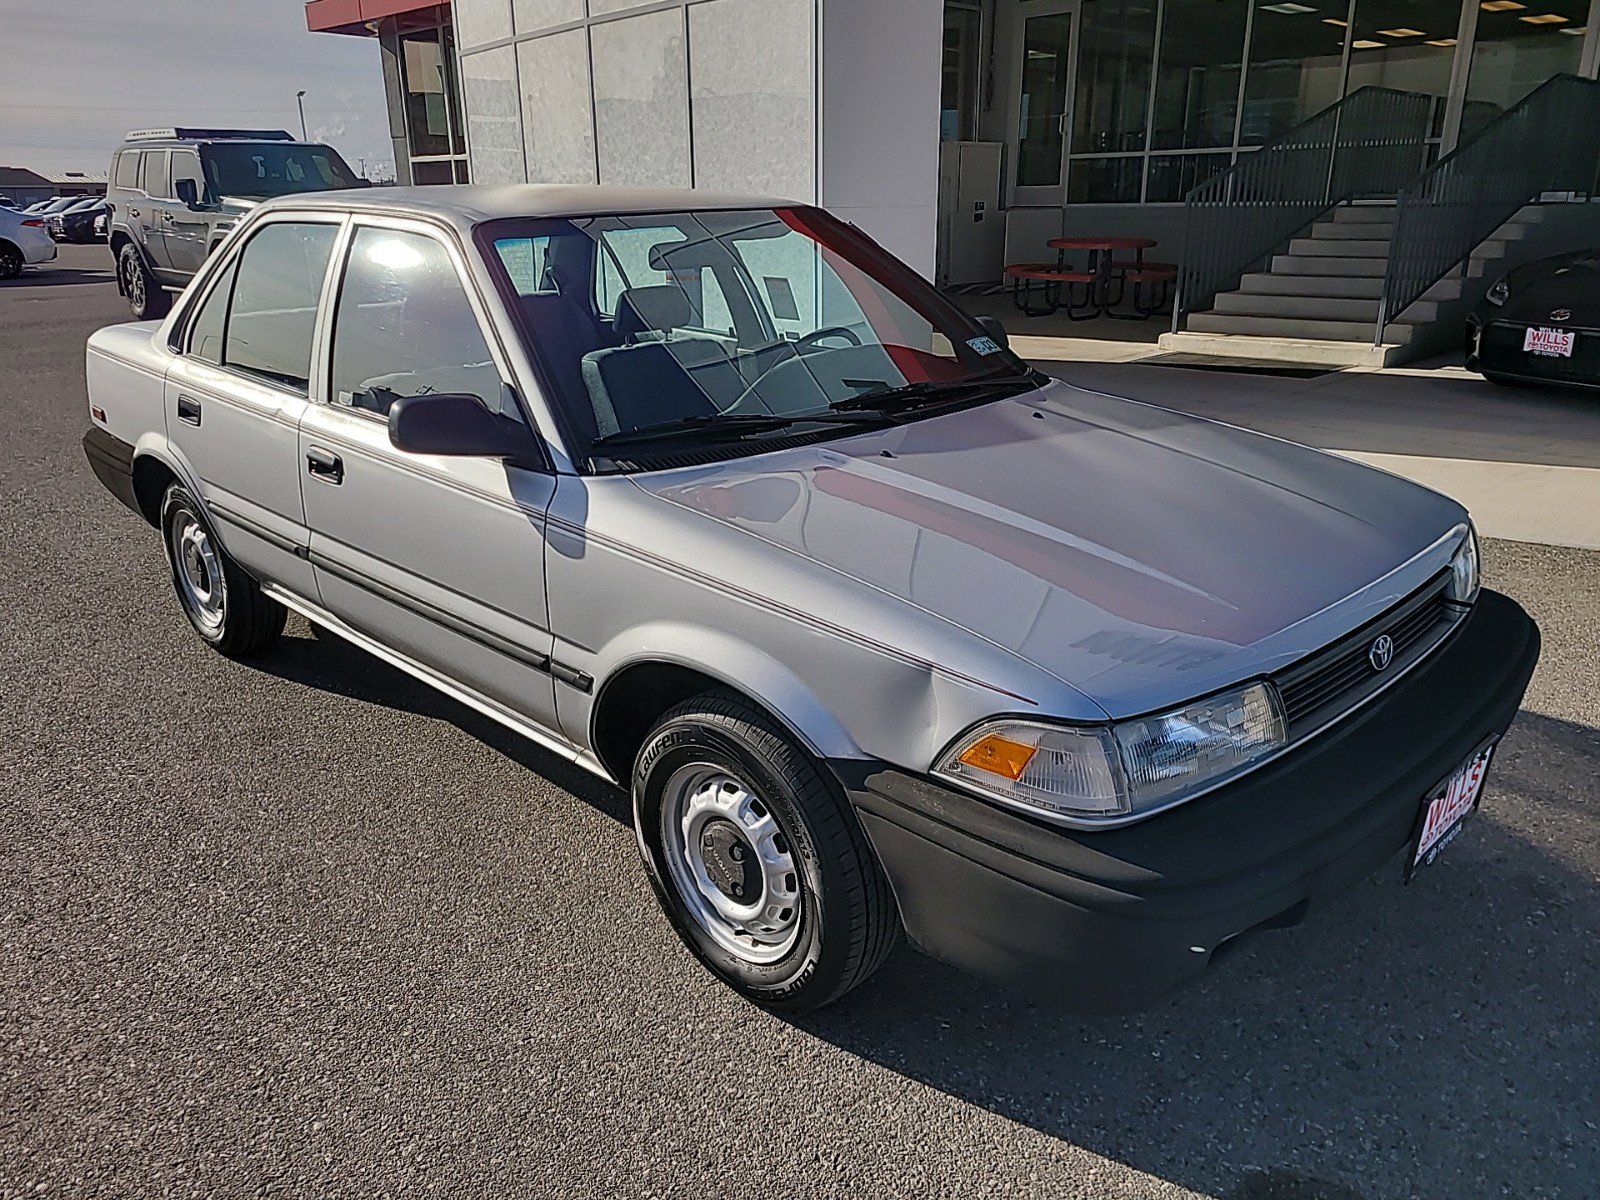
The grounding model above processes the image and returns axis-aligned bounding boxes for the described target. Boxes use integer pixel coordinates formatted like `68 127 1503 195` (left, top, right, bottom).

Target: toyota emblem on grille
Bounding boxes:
1549 309 1572 322
1368 634 1395 672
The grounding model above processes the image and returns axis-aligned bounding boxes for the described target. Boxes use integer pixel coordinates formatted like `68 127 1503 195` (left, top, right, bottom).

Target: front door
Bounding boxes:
163 215 341 600
164 148 213 277
297 219 560 734
1011 0 1078 206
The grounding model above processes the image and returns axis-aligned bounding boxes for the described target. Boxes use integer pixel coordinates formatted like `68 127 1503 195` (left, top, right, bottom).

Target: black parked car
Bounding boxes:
1466 249 1600 392
50 198 109 244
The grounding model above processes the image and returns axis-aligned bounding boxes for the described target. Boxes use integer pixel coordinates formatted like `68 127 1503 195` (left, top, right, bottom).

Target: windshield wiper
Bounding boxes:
590 410 873 451
828 372 1033 414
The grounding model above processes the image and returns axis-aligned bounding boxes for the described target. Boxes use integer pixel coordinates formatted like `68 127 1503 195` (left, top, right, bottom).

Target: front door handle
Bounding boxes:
306 446 343 485
176 395 201 426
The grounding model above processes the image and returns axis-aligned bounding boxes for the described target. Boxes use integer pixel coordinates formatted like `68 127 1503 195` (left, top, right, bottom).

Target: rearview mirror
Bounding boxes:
975 314 1010 352
388 392 539 461
174 178 201 209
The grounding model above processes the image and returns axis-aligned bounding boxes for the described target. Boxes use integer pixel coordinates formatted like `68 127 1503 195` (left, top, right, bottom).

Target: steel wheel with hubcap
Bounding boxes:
159 483 284 657
634 689 899 1010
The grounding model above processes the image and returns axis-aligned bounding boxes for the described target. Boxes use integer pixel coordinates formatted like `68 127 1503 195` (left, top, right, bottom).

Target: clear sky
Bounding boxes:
0 0 394 179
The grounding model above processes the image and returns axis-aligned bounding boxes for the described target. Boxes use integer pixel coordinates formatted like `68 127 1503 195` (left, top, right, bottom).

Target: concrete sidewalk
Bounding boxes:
1010 320 1600 550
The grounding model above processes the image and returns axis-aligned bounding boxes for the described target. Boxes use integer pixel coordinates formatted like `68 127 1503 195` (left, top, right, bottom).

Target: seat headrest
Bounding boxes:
614 285 693 340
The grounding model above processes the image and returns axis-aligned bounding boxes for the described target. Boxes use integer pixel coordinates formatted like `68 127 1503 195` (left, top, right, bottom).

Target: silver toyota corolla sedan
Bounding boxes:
82 186 1540 1012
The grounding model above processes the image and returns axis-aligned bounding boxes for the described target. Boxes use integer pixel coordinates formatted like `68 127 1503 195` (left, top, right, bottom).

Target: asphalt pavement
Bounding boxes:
2 245 1597 1199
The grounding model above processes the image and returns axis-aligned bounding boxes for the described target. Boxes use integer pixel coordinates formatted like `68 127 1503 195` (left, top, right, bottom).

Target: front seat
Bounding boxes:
580 285 744 437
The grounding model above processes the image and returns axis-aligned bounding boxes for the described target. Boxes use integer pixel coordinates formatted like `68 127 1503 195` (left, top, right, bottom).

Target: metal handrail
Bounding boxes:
1375 74 1600 345
1174 87 1432 332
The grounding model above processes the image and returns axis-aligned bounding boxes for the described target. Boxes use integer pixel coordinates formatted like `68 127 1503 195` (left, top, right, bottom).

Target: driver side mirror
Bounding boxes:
388 392 540 462
975 314 1010 352
174 178 202 210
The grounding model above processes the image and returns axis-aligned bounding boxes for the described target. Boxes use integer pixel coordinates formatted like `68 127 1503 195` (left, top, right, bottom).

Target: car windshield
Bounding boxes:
477 207 1034 466
199 143 358 199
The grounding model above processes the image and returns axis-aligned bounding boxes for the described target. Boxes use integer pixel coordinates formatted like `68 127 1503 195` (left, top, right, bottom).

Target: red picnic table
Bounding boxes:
1005 235 1175 319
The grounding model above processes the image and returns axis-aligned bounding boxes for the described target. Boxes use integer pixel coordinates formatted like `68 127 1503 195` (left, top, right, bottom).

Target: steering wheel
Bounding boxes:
794 325 862 354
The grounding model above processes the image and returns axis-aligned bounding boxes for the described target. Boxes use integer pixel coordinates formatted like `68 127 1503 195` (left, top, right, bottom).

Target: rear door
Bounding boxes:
163 214 344 599
297 217 560 733
136 149 174 271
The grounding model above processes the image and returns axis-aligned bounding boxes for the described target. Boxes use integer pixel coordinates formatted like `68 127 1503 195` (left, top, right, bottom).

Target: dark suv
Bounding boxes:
107 127 362 319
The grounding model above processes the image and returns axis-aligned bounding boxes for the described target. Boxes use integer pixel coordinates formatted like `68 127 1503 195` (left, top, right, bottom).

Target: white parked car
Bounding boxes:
0 206 58 278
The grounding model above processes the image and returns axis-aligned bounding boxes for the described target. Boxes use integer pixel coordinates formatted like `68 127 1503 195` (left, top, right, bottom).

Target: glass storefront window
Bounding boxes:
1238 0 1349 145
1344 0 1459 140
1144 150 1232 201
942 5 982 141
1017 10 1075 186
1460 0 1588 141
1150 0 1249 150
1072 0 1159 153
1067 154 1144 202
402 28 454 158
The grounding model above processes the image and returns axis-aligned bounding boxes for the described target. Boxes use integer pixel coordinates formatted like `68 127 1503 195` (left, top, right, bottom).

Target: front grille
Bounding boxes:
1275 571 1454 730
1482 320 1600 384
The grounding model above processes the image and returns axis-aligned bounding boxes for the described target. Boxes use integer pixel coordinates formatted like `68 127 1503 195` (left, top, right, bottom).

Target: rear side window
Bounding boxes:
329 227 507 418
222 222 338 393
140 150 170 198
113 151 141 189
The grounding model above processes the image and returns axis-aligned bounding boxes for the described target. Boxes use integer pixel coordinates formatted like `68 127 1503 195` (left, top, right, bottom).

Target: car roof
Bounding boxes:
256 184 802 230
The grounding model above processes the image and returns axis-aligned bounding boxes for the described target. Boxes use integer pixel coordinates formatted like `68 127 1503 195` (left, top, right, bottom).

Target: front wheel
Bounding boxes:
118 242 170 320
633 690 899 1010
160 484 284 657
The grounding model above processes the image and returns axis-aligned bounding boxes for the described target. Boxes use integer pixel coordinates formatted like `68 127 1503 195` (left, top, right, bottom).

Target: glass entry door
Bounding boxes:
1013 0 1078 203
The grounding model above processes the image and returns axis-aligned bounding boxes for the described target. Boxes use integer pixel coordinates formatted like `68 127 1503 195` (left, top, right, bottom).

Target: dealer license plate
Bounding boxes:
1523 326 1574 358
1405 741 1496 882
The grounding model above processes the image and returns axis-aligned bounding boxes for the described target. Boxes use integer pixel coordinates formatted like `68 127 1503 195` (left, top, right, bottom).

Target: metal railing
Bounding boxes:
1375 74 1600 345
1174 87 1432 332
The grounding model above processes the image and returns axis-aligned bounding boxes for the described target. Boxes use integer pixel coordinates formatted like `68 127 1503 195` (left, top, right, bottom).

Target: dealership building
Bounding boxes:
309 0 1600 358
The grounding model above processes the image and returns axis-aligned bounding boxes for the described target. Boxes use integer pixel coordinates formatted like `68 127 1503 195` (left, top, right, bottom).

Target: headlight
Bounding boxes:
934 681 1288 824
1485 277 1510 307
1446 523 1480 605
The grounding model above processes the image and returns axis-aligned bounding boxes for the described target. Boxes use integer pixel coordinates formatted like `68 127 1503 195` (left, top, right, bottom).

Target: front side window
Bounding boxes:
329 227 506 418
479 207 1035 467
200 143 359 200
222 222 338 393
170 149 205 203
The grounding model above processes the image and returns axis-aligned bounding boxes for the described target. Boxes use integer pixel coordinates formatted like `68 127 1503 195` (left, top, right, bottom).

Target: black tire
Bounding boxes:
634 689 899 1010
0 241 22 280
118 241 170 320
160 483 284 658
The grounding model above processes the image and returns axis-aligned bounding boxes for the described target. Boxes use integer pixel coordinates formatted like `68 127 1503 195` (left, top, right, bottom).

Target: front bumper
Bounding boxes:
1466 315 1600 391
840 589 1540 1012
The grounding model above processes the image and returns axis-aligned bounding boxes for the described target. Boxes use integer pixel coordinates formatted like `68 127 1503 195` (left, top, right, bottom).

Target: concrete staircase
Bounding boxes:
1160 202 1546 367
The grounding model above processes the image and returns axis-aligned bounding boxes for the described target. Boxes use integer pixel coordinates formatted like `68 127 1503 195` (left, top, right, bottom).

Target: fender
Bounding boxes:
582 620 868 765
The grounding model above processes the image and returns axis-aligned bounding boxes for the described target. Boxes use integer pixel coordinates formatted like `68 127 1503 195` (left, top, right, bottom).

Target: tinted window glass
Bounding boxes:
170 149 204 203
187 257 239 365
200 143 359 199
330 227 504 418
114 151 141 189
223 223 338 393
140 149 170 198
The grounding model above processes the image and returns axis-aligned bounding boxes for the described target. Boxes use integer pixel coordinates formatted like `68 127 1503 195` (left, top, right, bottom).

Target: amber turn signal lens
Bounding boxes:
956 733 1038 781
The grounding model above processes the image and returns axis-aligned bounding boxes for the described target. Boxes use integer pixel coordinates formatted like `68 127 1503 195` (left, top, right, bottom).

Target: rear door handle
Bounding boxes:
306 446 343 485
176 395 201 426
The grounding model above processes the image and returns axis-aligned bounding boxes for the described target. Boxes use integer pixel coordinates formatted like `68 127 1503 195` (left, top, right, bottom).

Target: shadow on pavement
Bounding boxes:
5 263 115 289
245 619 1597 1198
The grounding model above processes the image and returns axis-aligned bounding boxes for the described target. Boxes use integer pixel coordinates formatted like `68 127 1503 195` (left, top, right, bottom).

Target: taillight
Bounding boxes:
21 219 44 227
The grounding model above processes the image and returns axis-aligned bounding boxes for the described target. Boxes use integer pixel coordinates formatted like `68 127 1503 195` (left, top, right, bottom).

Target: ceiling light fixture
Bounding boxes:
1519 12 1568 22
1479 1 1526 11
1379 26 1427 35
1352 37 1385 47
1426 36 1458 44
1558 24 1587 33
1260 2 1318 13
1322 16 1348 24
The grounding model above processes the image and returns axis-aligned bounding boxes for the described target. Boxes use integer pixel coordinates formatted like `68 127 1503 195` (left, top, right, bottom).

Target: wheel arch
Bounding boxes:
128 438 202 529
588 634 865 785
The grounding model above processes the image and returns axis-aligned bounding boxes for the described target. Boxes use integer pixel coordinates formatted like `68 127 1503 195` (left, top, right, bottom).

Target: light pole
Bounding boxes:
295 90 308 140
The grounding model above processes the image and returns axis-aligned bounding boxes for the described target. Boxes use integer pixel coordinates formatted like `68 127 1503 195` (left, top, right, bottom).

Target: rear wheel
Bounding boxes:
119 242 170 320
0 241 22 280
633 690 899 1010
160 484 284 657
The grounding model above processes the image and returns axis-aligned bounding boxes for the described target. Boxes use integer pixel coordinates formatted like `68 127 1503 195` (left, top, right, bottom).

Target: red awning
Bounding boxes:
306 0 447 36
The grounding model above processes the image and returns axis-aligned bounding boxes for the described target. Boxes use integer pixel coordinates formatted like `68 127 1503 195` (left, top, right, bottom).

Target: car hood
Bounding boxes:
1501 252 1600 324
634 380 1466 717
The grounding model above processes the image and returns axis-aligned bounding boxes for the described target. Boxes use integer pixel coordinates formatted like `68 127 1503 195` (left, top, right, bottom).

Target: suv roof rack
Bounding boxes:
123 128 295 143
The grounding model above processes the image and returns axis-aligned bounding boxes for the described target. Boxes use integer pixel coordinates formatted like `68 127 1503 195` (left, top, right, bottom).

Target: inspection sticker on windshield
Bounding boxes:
967 335 1003 355
1406 740 1495 882
1523 327 1574 358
